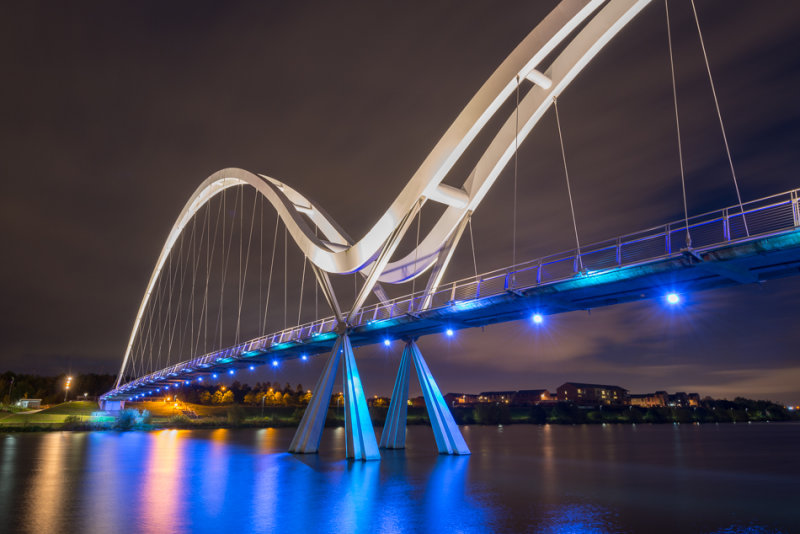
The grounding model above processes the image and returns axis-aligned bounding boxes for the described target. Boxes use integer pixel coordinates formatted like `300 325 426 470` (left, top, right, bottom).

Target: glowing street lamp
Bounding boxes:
64 376 73 402
445 328 454 337
666 292 681 305
532 313 544 324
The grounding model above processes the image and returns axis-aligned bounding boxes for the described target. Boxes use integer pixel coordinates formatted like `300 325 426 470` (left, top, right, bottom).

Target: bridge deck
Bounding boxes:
103 188 800 402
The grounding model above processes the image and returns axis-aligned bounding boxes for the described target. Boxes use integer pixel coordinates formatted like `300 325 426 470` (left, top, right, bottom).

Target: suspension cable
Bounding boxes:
284 225 288 329
665 0 692 248
553 96 583 271
297 255 307 325
468 214 478 280
690 0 748 236
188 212 197 360
216 186 239 348
185 206 207 359
236 185 244 344
198 196 221 355
261 214 279 336
236 190 258 344
512 75 520 267
259 195 264 333
411 207 421 296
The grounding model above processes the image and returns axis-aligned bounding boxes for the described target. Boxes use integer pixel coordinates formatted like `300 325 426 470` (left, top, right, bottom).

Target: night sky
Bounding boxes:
2 1 799 403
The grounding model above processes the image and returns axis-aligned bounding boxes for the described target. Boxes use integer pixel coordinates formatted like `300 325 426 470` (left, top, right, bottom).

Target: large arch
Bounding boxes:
116 0 653 386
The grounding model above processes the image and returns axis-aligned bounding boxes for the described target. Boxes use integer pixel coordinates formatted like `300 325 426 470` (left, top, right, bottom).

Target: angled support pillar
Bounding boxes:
289 336 343 454
379 343 412 449
409 341 470 455
341 334 381 461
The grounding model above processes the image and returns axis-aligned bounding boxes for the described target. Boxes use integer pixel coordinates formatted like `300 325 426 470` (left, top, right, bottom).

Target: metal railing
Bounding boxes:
106 187 800 398
352 187 800 326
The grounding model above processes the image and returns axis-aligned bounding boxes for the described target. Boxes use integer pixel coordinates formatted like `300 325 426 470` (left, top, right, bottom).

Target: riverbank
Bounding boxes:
1 398 796 432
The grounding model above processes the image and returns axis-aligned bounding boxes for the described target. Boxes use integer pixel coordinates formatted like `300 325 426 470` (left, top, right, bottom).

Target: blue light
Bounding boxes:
228 369 235 375
532 313 543 324
666 292 680 305
198 377 203 382
272 360 278 367
212 373 218 379
446 328 454 337
156 388 160 392
383 339 391 347
301 354 308 361
185 380 189 385
249 365 255 371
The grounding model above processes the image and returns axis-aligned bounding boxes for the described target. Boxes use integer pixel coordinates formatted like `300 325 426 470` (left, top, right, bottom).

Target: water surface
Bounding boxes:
1 423 798 533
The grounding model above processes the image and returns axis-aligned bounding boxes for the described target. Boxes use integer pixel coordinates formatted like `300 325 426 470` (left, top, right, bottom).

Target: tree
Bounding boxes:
213 388 228 405
529 405 546 424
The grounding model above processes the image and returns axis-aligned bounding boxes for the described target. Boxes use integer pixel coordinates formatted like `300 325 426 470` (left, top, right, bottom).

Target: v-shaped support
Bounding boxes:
380 340 470 455
289 334 380 461
289 337 343 454
341 334 381 460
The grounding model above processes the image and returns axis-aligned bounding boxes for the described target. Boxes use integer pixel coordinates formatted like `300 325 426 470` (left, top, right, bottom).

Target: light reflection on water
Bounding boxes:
0 423 797 533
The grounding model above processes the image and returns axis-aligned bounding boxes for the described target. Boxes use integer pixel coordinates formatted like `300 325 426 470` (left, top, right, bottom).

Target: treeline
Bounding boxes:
173 382 310 406
1 372 115 405
433 398 799 426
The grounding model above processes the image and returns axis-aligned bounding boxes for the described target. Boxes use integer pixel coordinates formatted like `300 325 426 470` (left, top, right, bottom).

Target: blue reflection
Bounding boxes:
1 424 795 533
537 503 618 534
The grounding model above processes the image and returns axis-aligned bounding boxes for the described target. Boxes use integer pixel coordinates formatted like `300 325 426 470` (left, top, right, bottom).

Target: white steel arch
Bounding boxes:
116 0 652 386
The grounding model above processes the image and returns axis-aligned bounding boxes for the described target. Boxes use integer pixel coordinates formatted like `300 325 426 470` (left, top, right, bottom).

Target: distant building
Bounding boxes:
444 393 479 406
629 391 703 408
668 392 701 407
15 399 41 409
630 391 668 407
478 391 516 404
557 382 628 406
409 396 426 408
513 389 553 405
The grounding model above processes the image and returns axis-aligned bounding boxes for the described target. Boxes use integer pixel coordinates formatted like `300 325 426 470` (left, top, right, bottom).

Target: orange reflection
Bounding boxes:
25 433 68 533
255 428 280 453
141 430 186 531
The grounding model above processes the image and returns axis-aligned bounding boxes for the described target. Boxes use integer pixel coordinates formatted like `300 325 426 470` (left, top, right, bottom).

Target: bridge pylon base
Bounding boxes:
289 334 380 461
342 334 381 461
379 343 411 449
289 337 343 455
380 340 470 455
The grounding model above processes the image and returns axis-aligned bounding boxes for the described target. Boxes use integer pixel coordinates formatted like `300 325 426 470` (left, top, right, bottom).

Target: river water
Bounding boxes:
0 423 798 533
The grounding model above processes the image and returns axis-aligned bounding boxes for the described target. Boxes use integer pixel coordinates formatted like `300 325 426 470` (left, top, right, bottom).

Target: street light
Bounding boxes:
64 376 73 403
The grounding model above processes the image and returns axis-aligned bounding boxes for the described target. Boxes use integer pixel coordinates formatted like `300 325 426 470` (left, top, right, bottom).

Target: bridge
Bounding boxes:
101 0 800 460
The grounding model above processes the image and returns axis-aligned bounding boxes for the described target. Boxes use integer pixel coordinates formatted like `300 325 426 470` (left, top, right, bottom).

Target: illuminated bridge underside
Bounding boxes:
102 190 800 402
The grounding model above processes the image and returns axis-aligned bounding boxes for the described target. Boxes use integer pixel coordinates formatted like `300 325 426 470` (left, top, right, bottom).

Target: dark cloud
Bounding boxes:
1 1 799 403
